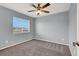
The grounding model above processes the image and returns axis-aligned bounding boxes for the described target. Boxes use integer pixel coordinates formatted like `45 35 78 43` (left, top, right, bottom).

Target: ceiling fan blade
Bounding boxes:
41 10 50 13
42 3 50 9
32 4 37 8
28 10 35 12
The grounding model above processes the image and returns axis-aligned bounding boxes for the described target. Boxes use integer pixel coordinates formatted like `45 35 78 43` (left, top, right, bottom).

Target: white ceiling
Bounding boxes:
0 3 71 18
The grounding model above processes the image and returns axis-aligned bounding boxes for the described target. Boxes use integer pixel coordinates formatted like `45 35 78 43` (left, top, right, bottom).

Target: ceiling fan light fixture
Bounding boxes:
36 10 42 15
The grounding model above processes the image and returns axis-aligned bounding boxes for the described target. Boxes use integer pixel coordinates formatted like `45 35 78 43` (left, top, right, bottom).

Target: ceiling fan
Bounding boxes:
28 3 51 15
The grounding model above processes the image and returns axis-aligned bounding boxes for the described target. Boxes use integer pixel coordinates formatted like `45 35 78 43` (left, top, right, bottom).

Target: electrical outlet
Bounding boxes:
5 41 9 44
62 38 64 41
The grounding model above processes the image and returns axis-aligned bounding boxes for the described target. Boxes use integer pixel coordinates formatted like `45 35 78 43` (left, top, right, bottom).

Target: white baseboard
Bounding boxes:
34 37 69 46
0 39 32 50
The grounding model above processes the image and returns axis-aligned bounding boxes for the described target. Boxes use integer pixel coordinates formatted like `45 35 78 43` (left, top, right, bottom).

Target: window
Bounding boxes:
13 16 30 33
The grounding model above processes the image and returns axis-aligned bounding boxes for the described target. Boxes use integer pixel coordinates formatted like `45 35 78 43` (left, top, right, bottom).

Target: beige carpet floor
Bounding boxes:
0 39 71 56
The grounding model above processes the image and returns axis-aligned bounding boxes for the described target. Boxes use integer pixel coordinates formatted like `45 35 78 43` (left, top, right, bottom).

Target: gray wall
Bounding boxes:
35 12 69 45
0 6 35 49
69 4 77 55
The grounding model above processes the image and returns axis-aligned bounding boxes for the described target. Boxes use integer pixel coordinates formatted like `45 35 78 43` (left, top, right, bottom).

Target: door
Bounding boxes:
70 3 79 56
77 3 79 56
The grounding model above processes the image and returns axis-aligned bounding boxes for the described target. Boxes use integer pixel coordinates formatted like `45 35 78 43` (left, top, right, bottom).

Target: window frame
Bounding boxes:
13 16 30 34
